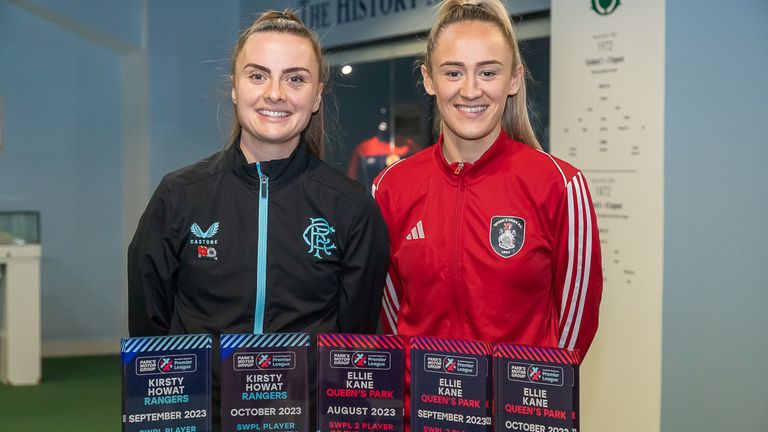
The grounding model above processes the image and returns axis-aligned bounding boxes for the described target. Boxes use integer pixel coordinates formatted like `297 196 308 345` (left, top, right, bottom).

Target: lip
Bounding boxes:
454 104 488 117
256 108 292 119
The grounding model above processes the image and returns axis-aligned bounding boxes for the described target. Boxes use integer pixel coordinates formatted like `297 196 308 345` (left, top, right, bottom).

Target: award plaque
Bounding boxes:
317 333 405 432
121 334 212 432
220 333 310 432
493 344 580 432
410 336 492 432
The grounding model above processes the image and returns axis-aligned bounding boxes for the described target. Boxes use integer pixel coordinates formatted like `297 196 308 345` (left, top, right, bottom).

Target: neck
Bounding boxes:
441 126 501 164
239 135 300 164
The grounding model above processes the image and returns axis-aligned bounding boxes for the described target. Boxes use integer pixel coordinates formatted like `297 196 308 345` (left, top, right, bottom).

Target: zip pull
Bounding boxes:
256 162 268 198
260 175 267 198
454 161 465 175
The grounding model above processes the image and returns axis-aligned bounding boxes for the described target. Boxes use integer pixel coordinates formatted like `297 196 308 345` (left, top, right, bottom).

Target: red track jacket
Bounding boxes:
373 130 602 359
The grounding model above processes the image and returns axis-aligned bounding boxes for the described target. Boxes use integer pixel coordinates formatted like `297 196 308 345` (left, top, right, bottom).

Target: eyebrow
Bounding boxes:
242 63 312 75
439 60 504 68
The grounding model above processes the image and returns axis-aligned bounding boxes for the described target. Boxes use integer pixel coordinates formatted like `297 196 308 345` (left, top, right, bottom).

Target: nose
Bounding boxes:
459 74 482 100
265 78 285 103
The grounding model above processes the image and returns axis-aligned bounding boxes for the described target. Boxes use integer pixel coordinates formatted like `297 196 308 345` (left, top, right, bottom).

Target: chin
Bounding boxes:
255 128 294 142
450 126 497 142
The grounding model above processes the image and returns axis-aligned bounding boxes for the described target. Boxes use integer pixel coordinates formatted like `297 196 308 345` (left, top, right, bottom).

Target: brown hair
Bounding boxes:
423 0 541 150
228 10 329 158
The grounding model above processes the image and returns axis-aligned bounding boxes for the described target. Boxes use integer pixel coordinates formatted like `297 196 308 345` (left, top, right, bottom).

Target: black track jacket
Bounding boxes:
128 140 389 427
128 140 388 337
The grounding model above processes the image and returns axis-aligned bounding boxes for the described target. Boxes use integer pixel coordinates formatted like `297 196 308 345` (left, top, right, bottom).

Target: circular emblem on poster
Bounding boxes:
591 0 621 16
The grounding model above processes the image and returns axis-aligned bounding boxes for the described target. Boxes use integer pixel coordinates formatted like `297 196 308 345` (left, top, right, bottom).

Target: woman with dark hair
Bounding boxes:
128 10 389 429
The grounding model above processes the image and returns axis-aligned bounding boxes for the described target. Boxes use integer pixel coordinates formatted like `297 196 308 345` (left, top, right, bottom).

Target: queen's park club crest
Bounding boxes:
490 216 526 258
592 0 621 16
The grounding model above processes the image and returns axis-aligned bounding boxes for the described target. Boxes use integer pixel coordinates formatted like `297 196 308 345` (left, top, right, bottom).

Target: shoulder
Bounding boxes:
160 149 229 192
509 141 583 190
307 157 373 210
372 145 435 198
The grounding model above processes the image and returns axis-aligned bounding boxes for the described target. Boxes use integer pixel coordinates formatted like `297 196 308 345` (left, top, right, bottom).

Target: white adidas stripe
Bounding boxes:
559 173 585 349
542 150 594 350
568 173 593 350
385 274 400 311
406 220 425 240
559 182 576 323
371 158 406 198
540 150 568 186
558 172 593 350
382 272 400 334
382 296 397 334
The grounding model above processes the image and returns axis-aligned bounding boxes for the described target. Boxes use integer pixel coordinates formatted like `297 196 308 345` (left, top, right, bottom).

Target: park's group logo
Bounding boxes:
424 354 478 376
136 354 197 375
330 350 391 370
507 362 565 387
233 352 296 371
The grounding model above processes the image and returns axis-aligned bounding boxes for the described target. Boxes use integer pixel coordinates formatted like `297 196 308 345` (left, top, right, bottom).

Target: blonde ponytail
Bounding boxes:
423 0 541 150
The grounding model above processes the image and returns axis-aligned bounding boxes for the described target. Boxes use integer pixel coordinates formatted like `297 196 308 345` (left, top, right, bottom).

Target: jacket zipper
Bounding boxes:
454 162 464 175
254 162 269 334
451 162 465 337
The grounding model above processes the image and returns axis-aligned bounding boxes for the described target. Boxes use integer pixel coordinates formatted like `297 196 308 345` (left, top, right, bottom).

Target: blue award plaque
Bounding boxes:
493 344 579 432
220 333 310 432
121 334 212 432
317 333 405 432
410 336 492 432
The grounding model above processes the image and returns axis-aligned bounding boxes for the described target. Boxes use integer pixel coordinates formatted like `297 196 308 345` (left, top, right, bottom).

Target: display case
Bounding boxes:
0 211 40 245
0 211 41 385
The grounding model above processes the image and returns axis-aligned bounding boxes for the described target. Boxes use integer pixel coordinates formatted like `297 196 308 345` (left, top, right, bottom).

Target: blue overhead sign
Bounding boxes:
244 0 549 48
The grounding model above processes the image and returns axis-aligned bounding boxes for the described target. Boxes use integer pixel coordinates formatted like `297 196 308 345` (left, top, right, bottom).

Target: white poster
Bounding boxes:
550 1 665 431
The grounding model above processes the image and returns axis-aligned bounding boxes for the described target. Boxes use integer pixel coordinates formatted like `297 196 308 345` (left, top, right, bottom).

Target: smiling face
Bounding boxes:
231 31 323 154
422 21 523 155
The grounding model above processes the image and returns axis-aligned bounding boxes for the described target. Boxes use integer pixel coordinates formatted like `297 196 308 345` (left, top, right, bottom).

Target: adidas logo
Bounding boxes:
406 220 425 240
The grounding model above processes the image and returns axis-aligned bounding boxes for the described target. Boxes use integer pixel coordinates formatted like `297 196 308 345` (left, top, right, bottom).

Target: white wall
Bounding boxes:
0 0 125 354
0 0 239 355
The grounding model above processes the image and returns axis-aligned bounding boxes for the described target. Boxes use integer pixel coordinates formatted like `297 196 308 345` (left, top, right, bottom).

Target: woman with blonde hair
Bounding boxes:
129 10 389 430
375 0 602 357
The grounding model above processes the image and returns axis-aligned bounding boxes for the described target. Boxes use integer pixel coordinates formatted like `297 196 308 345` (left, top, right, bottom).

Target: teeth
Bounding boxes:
258 109 290 117
457 105 487 113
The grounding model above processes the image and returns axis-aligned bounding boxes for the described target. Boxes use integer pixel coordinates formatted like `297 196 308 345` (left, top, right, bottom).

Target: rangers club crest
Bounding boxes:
490 216 525 258
303 217 337 259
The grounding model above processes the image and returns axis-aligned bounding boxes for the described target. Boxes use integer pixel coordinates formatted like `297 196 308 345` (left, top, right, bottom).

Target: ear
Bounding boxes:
421 64 436 96
312 82 324 113
508 64 524 96
231 81 237 105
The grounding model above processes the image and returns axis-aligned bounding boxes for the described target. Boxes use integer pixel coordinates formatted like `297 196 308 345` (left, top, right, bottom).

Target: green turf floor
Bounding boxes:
0 355 121 431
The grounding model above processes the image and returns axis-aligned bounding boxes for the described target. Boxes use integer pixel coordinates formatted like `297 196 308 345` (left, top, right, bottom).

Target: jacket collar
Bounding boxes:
226 137 310 187
433 128 519 185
